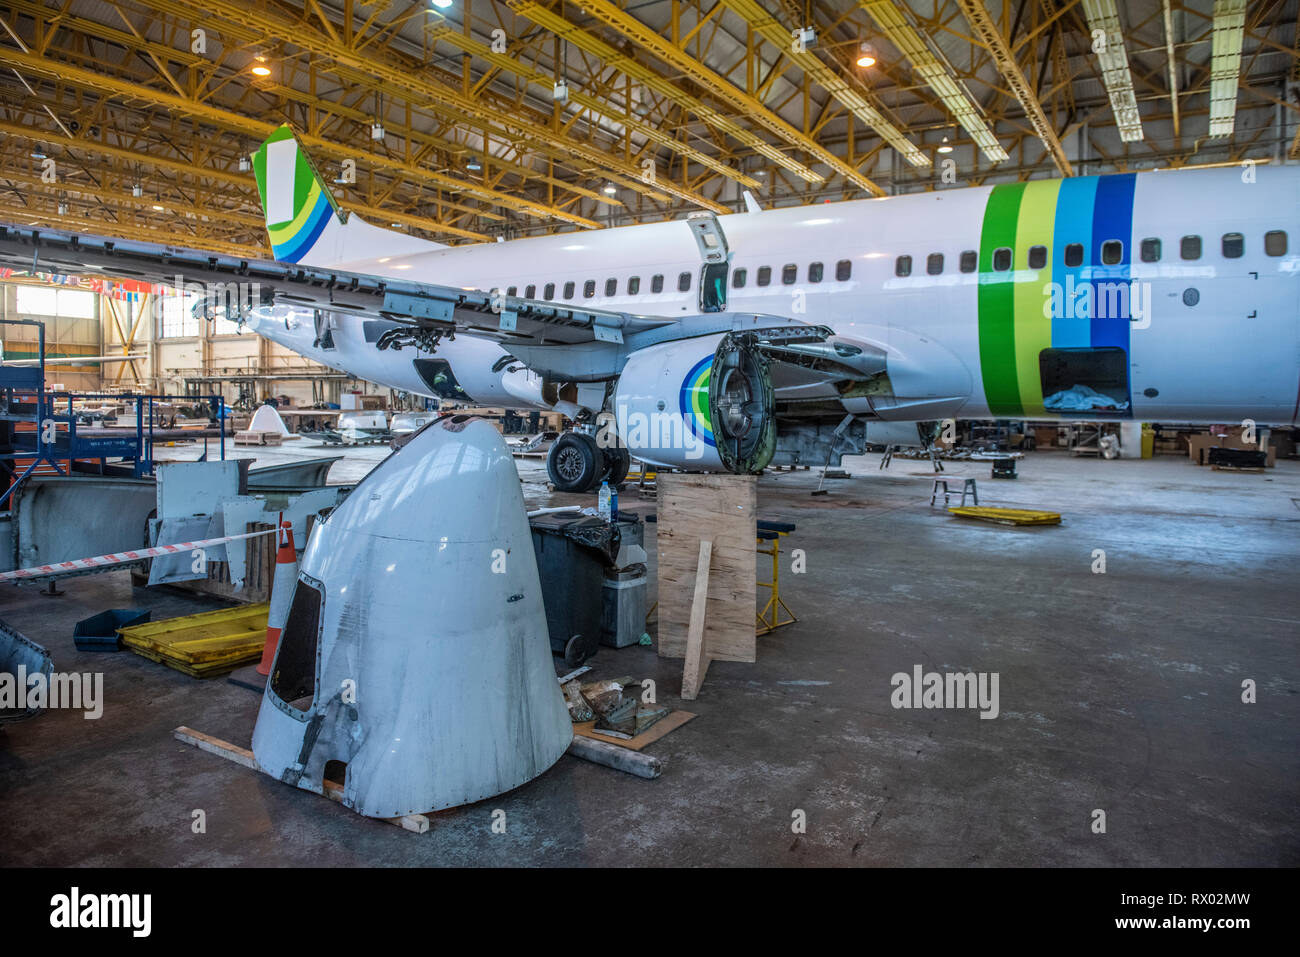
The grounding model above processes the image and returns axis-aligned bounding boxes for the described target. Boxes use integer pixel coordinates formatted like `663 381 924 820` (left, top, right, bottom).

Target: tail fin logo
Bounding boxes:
252 125 340 263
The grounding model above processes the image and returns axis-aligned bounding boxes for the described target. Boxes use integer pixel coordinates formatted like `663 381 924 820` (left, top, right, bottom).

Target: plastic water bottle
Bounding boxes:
609 483 618 520
597 480 612 522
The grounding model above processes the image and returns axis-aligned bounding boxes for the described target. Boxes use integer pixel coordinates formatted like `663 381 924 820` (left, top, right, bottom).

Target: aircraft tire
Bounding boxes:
547 431 602 492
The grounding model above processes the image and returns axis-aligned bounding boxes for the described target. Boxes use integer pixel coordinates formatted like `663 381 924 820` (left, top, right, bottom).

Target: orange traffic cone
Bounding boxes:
257 520 298 676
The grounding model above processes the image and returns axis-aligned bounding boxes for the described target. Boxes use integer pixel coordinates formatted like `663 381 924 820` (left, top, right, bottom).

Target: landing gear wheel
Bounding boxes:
547 431 602 492
602 446 630 487
563 634 594 667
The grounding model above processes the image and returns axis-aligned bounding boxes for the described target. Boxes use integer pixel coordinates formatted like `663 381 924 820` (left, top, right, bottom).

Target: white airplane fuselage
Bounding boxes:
246 165 1300 426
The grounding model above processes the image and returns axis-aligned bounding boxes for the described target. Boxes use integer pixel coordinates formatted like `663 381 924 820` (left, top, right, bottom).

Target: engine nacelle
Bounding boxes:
608 333 775 472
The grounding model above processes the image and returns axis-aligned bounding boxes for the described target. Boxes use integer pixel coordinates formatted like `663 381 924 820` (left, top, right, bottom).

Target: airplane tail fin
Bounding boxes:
251 125 448 267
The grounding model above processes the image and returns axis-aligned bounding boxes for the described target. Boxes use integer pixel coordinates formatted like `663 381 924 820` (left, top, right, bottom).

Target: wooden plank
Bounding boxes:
173 725 257 770
656 473 756 663
566 735 661 779
681 539 712 700
573 709 696 751
173 725 429 833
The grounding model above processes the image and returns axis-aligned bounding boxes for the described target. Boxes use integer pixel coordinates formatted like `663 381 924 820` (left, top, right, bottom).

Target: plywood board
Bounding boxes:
656 473 756 664
572 710 696 751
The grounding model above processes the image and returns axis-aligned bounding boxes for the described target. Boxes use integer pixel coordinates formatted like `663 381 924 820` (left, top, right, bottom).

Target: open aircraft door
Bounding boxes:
687 212 730 313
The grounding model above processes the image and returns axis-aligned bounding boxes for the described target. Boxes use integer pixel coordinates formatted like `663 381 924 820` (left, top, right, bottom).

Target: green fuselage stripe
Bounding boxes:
977 183 1026 416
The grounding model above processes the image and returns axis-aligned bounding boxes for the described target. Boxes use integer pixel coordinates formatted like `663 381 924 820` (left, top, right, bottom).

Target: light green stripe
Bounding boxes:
1012 179 1061 414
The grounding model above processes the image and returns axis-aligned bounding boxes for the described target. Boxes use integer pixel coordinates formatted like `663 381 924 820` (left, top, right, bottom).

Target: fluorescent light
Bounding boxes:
1207 0 1246 138
1080 0 1144 142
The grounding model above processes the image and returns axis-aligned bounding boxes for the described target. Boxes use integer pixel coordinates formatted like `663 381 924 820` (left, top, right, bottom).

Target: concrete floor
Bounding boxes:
1 441 1297 866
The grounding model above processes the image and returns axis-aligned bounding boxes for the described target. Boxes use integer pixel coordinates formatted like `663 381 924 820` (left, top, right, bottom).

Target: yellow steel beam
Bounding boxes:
507 0 829 187
0 119 491 243
718 0 929 172
954 0 1073 176
130 0 703 208
426 24 758 193
858 0 1006 162
0 45 599 229
0 201 256 256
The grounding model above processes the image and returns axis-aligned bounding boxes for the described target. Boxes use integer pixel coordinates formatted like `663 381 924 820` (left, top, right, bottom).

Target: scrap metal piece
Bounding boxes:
0 617 53 724
251 416 572 817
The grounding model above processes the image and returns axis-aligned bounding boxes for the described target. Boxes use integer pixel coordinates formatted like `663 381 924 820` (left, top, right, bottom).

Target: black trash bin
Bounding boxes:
528 513 621 666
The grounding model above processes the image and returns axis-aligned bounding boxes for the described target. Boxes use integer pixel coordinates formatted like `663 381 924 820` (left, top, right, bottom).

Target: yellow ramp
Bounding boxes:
120 603 270 677
947 506 1061 526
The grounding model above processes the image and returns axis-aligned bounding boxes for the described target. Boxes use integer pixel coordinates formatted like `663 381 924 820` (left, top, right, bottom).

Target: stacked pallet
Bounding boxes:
120 603 270 677
234 430 283 446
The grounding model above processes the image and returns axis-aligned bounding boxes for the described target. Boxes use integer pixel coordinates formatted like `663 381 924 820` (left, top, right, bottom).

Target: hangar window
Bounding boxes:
808 262 823 283
1139 239 1161 263
1101 240 1123 265
525 284 536 298
991 248 1011 272
1063 243 1084 267
959 250 978 273
781 264 797 284
583 280 596 298
628 276 641 294
732 268 747 288
563 281 575 299
835 259 852 281
1027 245 1047 270
543 283 555 300
506 286 517 297
651 274 664 293
678 271 692 292
1180 235 1202 260
269 578 324 713
757 266 772 286
1221 233 1244 259
1265 230 1288 256
895 255 913 277
605 278 617 297
927 253 944 275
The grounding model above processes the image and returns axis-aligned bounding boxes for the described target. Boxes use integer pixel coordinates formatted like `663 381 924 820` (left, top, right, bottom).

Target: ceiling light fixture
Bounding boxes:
466 158 482 171
856 41 877 68
937 135 953 154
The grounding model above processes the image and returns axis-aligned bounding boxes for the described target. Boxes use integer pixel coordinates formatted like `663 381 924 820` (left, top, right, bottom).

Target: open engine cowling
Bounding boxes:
609 332 775 472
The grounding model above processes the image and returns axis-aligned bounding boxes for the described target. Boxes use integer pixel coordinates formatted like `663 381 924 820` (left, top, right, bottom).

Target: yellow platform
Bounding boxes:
120 603 269 677
947 506 1061 526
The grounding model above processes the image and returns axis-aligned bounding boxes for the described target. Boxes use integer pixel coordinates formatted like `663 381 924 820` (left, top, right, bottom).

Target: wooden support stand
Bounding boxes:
656 473 757 699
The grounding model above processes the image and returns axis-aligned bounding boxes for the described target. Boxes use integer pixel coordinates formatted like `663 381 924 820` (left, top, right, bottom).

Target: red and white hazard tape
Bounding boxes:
0 528 279 583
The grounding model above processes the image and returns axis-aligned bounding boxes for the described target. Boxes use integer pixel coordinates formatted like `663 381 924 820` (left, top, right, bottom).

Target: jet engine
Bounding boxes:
610 332 776 473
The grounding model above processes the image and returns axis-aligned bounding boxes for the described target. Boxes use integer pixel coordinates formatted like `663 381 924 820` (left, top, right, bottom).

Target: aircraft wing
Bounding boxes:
0 223 676 347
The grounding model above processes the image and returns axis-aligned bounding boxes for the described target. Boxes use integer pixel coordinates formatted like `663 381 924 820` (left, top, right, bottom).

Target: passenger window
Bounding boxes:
543 282 555 300
1180 235 1201 260
732 268 747 288
808 262 823 283
1139 238 1161 263
1265 230 1287 256
628 276 640 294
757 266 771 287
651 274 664 293
583 280 596 298
895 255 912 277
506 286 517 297
959 250 978 273
836 259 852 281
563 281 575 299
604 278 617 297
992 248 1011 272
1064 243 1084 267
1221 232 1244 259
927 253 944 275
1101 240 1122 265
781 264 797 284
677 272 691 292
525 284 536 298
1027 246 1046 270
